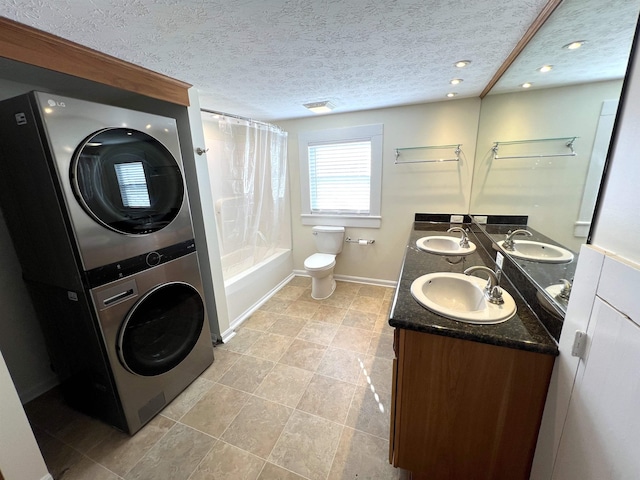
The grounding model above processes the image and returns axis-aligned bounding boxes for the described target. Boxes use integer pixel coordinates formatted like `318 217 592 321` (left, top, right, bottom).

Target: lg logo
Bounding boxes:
47 99 66 107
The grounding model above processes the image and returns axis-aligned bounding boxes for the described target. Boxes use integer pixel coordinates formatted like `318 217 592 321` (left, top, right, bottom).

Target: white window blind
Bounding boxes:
308 140 371 213
114 162 151 208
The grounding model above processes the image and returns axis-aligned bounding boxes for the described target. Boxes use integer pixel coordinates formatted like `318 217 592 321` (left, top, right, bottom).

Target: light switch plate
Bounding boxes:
450 215 464 223
474 215 488 224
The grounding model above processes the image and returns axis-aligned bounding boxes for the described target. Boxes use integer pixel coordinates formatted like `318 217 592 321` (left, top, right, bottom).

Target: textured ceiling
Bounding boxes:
0 0 638 121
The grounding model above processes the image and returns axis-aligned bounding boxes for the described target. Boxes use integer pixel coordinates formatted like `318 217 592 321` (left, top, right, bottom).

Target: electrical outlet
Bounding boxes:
474 215 488 224
450 215 464 223
496 252 504 269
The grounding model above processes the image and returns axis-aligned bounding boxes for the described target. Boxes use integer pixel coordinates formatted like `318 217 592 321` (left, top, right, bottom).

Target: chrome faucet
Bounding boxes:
557 278 572 301
447 226 470 248
464 265 504 305
502 229 533 251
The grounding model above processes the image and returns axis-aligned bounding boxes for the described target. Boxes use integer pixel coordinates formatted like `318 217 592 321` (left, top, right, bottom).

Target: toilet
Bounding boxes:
304 226 345 300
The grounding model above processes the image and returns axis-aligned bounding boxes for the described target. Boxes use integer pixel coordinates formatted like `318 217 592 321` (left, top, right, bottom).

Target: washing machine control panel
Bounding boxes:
85 239 196 288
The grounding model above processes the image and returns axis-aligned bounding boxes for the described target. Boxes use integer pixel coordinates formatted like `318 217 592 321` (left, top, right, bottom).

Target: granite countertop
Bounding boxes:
389 222 559 356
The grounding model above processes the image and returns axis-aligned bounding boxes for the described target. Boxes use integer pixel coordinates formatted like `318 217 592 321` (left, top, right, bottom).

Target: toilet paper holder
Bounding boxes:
345 237 375 245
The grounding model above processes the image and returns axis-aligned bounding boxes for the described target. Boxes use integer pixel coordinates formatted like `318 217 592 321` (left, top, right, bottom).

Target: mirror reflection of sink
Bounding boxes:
496 240 574 264
410 272 516 324
416 236 477 256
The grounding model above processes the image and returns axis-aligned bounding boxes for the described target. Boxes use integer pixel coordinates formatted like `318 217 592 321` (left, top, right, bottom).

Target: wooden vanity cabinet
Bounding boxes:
389 328 555 480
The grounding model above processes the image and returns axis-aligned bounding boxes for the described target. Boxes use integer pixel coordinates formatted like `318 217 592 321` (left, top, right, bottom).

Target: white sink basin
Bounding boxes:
496 240 574 264
416 236 477 256
410 272 517 324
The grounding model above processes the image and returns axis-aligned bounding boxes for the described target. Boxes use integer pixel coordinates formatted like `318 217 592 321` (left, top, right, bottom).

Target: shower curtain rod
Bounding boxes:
200 108 283 131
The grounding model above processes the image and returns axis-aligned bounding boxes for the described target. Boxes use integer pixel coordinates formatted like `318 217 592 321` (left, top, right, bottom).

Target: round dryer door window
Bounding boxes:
71 128 184 235
118 282 205 376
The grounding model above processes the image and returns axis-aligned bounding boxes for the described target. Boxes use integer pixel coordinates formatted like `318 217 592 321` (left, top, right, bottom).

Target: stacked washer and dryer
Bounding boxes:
0 91 214 434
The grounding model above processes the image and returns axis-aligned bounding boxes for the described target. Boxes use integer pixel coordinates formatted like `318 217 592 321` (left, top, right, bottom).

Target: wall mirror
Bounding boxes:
470 0 640 315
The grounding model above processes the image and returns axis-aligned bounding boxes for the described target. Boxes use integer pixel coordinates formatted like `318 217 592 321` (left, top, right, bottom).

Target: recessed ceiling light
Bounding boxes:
521 82 533 89
303 101 335 114
538 65 553 73
450 78 463 85
446 92 458 98
563 40 586 50
454 60 471 68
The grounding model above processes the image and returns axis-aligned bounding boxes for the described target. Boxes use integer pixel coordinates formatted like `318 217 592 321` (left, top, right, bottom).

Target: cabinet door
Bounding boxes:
552 298 640 479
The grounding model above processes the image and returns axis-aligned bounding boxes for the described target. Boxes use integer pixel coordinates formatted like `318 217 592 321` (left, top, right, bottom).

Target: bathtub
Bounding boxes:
221 247 293 333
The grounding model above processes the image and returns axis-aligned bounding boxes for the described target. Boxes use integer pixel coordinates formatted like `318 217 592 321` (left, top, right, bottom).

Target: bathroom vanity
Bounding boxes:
388 219 558 480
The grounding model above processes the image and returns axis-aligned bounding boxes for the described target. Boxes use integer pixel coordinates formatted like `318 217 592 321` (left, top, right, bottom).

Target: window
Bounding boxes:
299 124 383 228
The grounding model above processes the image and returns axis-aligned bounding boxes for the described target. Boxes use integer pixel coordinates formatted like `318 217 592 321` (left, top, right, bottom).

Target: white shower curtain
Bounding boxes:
201 112 289 281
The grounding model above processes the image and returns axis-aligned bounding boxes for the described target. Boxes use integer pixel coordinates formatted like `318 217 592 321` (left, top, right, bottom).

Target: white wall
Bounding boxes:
474 80 623 252
0 350 50 480
591 50 640 261
276 98 481 283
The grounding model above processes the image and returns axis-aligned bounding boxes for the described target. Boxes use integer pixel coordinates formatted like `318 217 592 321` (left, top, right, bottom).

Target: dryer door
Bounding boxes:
117 281 205 376
71 127 185 235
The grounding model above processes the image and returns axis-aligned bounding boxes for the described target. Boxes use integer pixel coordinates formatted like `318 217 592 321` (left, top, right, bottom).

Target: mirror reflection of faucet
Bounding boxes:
502 229 533 250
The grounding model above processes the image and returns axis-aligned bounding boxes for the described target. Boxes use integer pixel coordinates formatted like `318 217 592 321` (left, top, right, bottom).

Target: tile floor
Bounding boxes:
24 277 409 480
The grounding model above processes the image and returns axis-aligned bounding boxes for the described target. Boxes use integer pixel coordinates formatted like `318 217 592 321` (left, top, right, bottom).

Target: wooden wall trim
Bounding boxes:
480 0 564 98
0 17 191 106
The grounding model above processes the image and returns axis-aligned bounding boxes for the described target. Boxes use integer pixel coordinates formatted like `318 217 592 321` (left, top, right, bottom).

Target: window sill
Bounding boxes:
301 214 381 228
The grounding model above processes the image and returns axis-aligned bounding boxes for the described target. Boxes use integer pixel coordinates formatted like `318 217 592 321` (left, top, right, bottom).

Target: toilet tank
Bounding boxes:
312 226 345 254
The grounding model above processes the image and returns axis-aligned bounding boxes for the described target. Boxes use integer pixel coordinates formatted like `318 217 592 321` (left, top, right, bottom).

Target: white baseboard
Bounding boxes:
292 269 397 288
18 374 59 404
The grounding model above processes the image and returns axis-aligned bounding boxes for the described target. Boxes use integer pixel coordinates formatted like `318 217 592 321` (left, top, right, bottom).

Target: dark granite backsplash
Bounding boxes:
389 220 558 356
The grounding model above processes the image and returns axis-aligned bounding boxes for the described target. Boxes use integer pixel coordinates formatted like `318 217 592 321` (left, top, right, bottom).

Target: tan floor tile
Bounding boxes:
200 348 242 382
384 287 395 300
381 298 393 316
58 454 122 480
222 396 292 458
357 285 392 299
258 462 307 480
278 339 328 372
335 281 362 296
350 295 384 314
219 328 264 354
287 276 312 288
342 309 378 330
55 411 115 454
242 310 281 332
296 321 339 345
180 384 250 437
284 299 320 319
161 377 214 420
125 423 215 480
274 284 307 301
267 315 308 337
359 354 394 394
245 332 294 361
269 410 343 480
218 355 275 393
374 314 395 334
190 441 264 480
328 427 399 480
316 347 367 384
259 297 293 314
345 385 392 439
296 374 356 424
312 304 347 324
87 415 176 477
38 432 86 480
331 325 374 354
254 363 314 407
322 292 355 309
367 332 396 359
23 387 79 435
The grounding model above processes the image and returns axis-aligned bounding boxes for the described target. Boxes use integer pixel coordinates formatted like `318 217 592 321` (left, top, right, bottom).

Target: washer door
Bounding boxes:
117 282 205 376
71 127 184 235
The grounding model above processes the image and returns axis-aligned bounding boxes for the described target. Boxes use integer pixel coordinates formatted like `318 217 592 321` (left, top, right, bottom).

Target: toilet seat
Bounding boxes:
304 253 336 271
